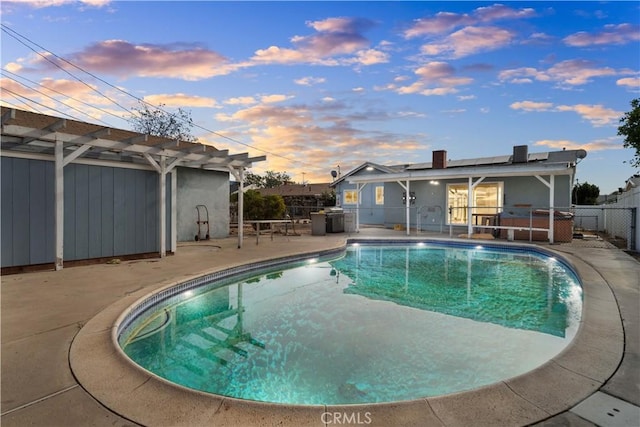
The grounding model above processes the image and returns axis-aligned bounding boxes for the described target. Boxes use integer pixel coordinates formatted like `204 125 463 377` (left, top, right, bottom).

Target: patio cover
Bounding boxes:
1 107 266 268
346 157 583 242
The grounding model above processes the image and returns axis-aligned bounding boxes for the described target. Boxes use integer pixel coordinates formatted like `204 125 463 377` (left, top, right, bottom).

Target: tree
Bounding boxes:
263 170 291 188
244 171 264 188
618 98 640 168
130 101 197 142
572 181 600 205
242 170 291 188
239 189 286 229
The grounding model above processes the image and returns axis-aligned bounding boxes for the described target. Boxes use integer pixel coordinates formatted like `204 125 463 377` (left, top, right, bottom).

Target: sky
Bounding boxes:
1 1 638 194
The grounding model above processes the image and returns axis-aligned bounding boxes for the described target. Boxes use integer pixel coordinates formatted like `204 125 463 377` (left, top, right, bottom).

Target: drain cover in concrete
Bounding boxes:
571 392 640 427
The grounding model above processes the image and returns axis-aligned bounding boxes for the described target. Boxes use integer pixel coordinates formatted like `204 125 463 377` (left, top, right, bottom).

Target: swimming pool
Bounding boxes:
117 241 582 405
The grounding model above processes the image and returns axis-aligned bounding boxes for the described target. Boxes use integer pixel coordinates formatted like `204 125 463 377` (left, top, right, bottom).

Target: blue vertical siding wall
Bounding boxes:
1 157 55 267
1 157 172 268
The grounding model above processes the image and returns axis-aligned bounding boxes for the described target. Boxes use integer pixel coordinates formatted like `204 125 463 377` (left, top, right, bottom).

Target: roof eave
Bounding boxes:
346 163 575 184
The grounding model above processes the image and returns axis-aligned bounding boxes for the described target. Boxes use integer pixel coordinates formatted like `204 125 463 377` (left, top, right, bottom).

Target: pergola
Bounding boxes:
1 107 265 269
346 161 580 243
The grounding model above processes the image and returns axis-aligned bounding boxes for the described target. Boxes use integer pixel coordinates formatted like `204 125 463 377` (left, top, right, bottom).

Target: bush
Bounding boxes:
239 190 286 229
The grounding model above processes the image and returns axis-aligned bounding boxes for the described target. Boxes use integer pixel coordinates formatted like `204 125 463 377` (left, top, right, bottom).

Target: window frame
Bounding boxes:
446 182 503 225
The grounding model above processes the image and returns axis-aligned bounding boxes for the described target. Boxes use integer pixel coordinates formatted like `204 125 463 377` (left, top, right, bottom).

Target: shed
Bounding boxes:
1 107 265 272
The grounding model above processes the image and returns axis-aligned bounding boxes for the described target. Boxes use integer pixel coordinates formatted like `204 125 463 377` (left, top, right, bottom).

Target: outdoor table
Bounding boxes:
244 219 293 245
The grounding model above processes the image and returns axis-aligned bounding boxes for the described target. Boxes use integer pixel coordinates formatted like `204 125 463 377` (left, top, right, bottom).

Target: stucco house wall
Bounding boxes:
176 167 230 241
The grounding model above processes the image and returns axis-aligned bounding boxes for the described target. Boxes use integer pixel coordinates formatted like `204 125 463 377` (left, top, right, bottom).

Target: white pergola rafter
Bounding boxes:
1 107 266 269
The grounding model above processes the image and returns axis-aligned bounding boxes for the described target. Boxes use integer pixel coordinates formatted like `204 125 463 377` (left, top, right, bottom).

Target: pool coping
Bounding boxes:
69 237 624 427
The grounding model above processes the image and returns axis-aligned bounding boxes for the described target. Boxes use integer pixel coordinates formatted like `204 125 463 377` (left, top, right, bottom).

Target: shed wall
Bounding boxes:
1 157 172 268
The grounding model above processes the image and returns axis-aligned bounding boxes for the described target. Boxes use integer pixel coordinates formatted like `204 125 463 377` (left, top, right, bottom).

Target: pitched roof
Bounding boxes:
330 162 404 187
336 147 587 185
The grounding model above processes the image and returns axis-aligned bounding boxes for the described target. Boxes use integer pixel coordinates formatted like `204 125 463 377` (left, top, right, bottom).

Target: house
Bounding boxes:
331 146 587 243
1 107 265 272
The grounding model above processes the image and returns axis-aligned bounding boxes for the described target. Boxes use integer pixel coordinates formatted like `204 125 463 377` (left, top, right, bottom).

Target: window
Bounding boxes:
375 186 384 205
447 182 503 225
343 189 358 204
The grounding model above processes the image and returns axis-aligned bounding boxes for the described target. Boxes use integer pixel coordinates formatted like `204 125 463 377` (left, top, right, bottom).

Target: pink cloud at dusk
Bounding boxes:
404 3 535 38
564 23 640 47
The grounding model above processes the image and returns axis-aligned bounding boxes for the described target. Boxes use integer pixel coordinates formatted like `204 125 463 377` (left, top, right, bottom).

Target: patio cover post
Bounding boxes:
143 154 180 258
467 177 473 237
356 183 363 232
549 175 555 243
535 175 555 243
405 180 410 235
171 169 177 253
238 167 245 248
160 156 166 257
54 138 64 270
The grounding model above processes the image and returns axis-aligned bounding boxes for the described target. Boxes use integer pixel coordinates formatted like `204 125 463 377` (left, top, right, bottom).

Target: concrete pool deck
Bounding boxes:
1 228 639 427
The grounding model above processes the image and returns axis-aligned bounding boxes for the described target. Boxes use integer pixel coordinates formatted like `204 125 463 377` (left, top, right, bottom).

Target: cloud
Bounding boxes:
421 26 515 58
212 100 429 181
415 61 455 81
564 23 640 47
250 16 384 67
0 76 127 121
404 3 535 38
404 12 474 38
616 76 640 89
29 39 240 81
143 93 217 108
474 3 536 22
3 0 110 8
224 96 257 106
509 98 622 127
294 76 326 86
534 137 621 152
260 94 292 104
510 101 553 111
555 104 621 127
499 59 622 86
384 61 472 96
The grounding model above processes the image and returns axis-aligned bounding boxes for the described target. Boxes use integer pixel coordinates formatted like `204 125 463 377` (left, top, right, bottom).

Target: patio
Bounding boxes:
1 227 638 426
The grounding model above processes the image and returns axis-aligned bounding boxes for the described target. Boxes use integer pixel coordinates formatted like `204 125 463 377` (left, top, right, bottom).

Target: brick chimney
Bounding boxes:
433 150 447 169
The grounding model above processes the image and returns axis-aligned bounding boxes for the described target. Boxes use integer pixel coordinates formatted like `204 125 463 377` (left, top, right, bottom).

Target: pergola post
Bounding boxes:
159 156 166 257
549 175 555 244
535 175 555 244
238 167 245 248
171 169 177 253
54 138 64 270
144 154 180 258
405 179 411 235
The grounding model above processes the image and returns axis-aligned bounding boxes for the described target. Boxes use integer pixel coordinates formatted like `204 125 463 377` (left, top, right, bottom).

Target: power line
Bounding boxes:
0 24 323 170
2 87 88 122
1 71 114 127
1 24 133 116
1 96 46 115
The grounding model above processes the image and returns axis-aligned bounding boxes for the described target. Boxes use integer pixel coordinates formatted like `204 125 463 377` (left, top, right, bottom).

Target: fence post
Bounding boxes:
631 207 637 251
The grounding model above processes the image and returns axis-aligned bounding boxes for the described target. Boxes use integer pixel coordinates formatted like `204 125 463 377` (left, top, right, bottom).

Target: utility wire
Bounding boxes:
1 71 114 127
1 24 133 116
2 87 89 122
1 24 322 170
1 96 45 115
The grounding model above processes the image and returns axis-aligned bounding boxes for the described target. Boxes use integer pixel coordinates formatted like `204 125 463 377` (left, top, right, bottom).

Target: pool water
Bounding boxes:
119 243 582 405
